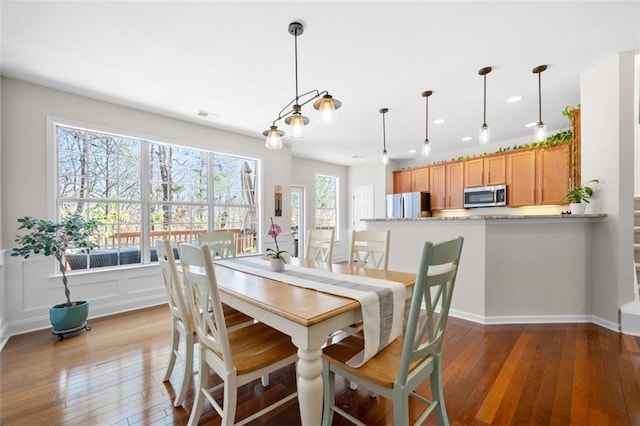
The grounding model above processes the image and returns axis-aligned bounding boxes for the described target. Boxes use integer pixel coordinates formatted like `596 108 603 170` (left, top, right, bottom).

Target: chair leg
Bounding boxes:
187 349 207 426
174 332 194 407
392 386 409 426
223 374 238 426
322 364 335 426
163 322 179 382
431 354 450 426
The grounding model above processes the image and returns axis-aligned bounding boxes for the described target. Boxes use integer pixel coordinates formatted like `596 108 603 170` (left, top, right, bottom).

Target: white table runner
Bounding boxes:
215 257 406 367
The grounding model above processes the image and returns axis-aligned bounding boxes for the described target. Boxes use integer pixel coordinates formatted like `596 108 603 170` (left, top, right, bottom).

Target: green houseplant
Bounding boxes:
12 214 101 336
564 179 599 214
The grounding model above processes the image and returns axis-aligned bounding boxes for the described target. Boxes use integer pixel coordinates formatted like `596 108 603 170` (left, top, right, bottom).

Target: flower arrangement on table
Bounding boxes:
266 217 288 263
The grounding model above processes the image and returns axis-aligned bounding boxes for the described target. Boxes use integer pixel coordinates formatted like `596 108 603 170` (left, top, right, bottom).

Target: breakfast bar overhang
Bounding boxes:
364 214 607 327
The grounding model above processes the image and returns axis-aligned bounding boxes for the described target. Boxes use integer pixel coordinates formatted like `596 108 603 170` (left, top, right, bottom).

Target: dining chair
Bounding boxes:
178 243 298 426
198 231 236 259
322 236 464 426
156 239 254 408
305 229 335 262
348 230 390 271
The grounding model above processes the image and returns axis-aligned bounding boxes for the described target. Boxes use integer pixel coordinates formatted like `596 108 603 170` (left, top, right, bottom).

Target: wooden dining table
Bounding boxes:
212 257 416 426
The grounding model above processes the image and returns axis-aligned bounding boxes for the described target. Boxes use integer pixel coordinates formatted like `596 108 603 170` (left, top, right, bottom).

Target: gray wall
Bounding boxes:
582 52 636 325
0 77 293 338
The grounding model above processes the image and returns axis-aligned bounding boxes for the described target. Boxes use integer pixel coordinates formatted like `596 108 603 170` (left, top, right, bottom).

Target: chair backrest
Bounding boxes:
156 239 193 330
305 229 335 262
397 236 464 386
198 232 236 259
348 230 390 270
178 243 233 373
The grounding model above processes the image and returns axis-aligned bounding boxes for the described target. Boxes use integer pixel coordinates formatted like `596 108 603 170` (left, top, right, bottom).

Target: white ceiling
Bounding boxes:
1 1 638 166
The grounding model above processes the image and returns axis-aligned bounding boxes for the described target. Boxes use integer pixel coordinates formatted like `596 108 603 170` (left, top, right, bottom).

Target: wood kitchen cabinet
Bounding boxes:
429 164 446 210
538 144 570 205
392 142 572 210
464 158 484 188
507 150 537 206
507 145 570 206
393 170 412 193
464 155 506 188
411 167 430 192
446 162 464 208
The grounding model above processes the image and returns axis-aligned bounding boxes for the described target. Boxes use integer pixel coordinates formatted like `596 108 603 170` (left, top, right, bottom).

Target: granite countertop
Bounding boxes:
364 214 607 221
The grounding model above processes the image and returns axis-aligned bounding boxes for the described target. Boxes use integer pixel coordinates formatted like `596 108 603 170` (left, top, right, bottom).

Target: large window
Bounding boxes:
315 174 338 238
55 122 259 271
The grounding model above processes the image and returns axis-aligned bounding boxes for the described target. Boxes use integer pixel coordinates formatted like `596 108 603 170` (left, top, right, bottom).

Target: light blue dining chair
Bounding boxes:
322 236 464 426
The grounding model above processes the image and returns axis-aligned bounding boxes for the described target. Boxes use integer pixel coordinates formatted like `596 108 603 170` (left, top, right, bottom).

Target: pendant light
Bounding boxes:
421 90 433 157
263 126 284 150
263 21 342 149
380 108 389 165
533 64 548 142
478 66 492 145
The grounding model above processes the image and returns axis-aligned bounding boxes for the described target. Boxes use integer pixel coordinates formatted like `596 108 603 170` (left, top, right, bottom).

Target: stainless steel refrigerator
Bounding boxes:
385 192 430 218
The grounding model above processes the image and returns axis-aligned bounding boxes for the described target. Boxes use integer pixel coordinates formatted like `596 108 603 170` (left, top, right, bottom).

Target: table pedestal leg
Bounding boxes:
296 347 324 426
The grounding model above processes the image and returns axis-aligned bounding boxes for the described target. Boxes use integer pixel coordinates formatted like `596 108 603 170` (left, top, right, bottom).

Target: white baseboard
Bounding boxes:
449 309 621 333
4 295 167 339
0 318 9 352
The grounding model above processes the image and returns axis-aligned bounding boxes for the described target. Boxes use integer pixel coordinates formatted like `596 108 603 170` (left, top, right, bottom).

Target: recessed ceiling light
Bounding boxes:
462 136 472 142
433 118 446 125
408 149 417 154
525 122 538 128
196 109 220 119
507 96 523 103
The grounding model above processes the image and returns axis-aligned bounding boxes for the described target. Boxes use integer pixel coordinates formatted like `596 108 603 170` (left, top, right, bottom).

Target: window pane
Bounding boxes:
56 122 260 270
315 175 338 236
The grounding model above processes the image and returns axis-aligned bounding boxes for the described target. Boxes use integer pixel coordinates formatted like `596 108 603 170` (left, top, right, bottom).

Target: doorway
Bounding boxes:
352 185 374 231
291 185 305 258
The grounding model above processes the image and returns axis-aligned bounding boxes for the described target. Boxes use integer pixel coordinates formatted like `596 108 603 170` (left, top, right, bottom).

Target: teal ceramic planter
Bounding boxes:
50 300 89 331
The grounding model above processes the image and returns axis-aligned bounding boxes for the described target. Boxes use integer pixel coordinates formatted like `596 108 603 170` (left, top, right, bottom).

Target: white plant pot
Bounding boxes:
270 258 285 272
570 203 586 215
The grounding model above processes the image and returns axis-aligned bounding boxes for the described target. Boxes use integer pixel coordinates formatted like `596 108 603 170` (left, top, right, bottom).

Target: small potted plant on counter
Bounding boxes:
12 213 101 340
563 179 599 215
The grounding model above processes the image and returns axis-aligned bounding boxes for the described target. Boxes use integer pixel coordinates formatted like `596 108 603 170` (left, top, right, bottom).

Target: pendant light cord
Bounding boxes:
294 30 299 104
382 111 387 151
483 73 487 126
425 95 429 140
537 71 542 124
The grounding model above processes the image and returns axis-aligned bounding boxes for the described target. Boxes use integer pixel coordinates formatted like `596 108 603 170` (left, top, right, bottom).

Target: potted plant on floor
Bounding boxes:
11 213 101 339
563 179 599 215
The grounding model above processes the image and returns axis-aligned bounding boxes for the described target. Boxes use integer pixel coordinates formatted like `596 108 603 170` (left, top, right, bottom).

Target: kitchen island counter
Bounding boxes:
364 214 611 329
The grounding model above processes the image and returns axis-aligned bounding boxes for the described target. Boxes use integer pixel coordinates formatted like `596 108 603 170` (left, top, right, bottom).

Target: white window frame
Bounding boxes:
48 117 261 271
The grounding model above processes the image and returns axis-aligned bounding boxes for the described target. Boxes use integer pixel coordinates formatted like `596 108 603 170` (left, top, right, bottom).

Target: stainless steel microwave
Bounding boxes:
464 184 507 208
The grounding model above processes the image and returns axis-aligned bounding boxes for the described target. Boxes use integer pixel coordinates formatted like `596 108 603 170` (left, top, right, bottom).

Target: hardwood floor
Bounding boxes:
2 305 640 425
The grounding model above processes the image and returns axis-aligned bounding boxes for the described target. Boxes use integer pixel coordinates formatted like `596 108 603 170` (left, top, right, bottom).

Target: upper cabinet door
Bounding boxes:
484 155 506 186
464 158 484 188
507 150 537 206
429 164 446 210
538 144 570 205
411 167 430 192
393 170 412 193
446 162 465 209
